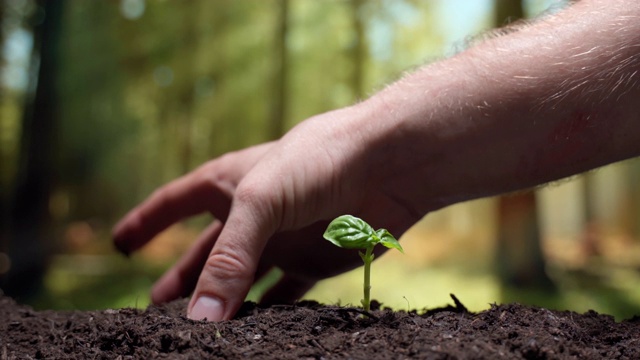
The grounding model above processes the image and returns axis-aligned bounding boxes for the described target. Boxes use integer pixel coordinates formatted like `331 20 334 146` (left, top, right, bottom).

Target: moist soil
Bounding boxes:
1 294 639 359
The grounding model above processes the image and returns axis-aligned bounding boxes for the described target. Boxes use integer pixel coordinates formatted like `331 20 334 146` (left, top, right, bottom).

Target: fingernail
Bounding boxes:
189 296 224 321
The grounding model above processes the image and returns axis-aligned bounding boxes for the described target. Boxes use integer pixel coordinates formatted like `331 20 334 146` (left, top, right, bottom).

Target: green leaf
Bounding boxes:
323 215 375 249
376 228 404 253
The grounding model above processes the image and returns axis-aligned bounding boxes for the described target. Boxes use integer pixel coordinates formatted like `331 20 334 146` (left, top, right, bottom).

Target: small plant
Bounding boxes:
323 214 403 313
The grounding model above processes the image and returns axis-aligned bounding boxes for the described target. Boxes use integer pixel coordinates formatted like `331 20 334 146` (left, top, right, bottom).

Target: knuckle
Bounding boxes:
195 172 221 194
234 180 281 226
198 152 239 178
197 159 225 180
149 187 169 206
202 250 254 284
234 181 261 204
196 159 237 197
234 179 275 210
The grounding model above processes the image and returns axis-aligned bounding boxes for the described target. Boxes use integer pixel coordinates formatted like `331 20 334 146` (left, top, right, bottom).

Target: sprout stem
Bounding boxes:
361 246 374 312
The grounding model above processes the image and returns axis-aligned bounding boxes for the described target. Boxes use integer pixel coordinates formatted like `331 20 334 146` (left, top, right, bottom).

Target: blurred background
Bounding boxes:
2 0 640 320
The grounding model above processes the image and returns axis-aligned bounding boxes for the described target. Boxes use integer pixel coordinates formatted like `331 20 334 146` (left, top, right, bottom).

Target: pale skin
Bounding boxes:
113 0 640 321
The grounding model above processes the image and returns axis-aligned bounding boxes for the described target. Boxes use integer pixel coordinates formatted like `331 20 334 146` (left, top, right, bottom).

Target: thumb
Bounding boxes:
187 195 277 321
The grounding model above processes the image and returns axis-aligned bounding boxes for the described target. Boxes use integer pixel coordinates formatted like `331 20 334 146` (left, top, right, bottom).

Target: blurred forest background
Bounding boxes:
2 0 640 320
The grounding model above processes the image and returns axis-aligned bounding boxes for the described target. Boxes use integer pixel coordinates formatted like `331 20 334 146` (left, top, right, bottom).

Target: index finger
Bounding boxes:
112 169 233 255
112 142 275 255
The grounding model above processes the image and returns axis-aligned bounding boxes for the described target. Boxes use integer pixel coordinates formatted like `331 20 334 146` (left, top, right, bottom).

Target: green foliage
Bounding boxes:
323 215 403 312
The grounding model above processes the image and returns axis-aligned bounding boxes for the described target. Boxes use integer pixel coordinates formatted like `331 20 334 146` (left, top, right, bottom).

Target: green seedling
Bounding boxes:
323 214 403 313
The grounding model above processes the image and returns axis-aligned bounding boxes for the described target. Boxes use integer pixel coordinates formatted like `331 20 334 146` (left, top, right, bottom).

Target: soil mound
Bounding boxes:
1 294 639 359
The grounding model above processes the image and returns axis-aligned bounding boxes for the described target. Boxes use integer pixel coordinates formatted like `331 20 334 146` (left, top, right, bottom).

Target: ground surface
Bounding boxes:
1 294 639 359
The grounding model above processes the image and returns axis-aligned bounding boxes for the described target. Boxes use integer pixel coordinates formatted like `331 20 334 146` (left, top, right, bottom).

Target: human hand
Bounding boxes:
113 0 640 322
112 105 422 321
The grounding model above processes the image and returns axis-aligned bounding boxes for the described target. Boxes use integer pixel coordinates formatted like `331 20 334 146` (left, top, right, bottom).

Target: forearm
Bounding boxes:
358 0 640 215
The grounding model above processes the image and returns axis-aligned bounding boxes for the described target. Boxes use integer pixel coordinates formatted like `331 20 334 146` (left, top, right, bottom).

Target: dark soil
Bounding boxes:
1 294 639 359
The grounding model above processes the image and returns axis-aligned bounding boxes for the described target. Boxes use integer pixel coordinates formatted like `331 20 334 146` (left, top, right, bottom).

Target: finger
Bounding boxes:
259 274 315 305
187 189 279 321
112 169 232 255
150 220 223 304
113 143 275 256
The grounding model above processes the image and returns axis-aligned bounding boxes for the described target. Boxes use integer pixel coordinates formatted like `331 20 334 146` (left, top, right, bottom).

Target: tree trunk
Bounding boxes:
0 0 8 264
177 4 201 174
0 1 5 100
1 0 63 299
494 0 524 26
493 0 555 292
268 0 289 141
350 0 366 100
496 193 554 288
